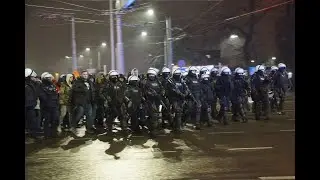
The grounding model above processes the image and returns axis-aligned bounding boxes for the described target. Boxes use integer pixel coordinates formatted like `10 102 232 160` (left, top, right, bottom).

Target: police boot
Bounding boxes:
106 123 114 136
207 120 214 127
252 102 256 113
149 130 157 139
222 115 229 125
174 114 183 133
232 114 239 122
241 116 248 123
207 110 214 127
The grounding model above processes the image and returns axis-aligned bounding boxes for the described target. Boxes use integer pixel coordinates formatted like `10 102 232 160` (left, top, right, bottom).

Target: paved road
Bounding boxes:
26 96 295 180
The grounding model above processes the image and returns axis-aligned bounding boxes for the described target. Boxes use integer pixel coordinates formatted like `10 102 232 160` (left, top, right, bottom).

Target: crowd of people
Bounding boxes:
25 63 292 141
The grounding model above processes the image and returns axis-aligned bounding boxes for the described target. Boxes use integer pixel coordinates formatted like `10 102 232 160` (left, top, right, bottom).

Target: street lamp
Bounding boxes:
251 60 255 63
101 42 107 47
230 34 238 39
272 57 276 60
141 31 147 37
147 9 154 16
85 48 90 52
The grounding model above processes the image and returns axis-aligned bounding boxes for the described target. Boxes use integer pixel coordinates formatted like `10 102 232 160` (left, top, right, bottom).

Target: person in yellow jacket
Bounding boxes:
58 74 73 132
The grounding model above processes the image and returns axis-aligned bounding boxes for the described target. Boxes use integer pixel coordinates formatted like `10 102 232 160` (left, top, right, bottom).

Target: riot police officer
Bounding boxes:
210 67 219 119
252 65 270 120
273 63 290 115
215 67 232 125
25 68 40 139
231 68 250 123
200 73 215 127
38 73 59 137
142 68 164 137
184 66 202 130
125 75 144 134
167 69 188 133
100 70 130 136
269 66 278 112
159 67 173 129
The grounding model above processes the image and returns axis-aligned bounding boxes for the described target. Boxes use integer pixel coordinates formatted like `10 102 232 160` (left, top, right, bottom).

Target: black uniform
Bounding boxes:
25 78 39 137
184 72 202 129
268 70 277 112
142 75 163 136
272 71 290 113
252 71 270 120
200 77 215 126
168 75 188 132
231 75 250 122
38 79 59 137
210 71 219 119
159 74 173 128
125 81 144 133
215 74 233 125
100 78 129 134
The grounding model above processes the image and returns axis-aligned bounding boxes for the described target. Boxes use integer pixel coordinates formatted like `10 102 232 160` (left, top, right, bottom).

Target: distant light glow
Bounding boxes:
230 34 238 39
101 42 107 47
272 57 276 60
85 48 90 51
79 55 84 58
141 31 147 37
251 60 255 63
147 9 154 16
65 56 70 59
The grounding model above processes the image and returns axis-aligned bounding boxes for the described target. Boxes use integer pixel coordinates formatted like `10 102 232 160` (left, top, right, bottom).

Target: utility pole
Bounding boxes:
165 16 173 69
97 51 101 70
116 12 125 74
164 36 168 66
109 0 116 70
103 65 107 75
71 17 77 71
89 58 93 69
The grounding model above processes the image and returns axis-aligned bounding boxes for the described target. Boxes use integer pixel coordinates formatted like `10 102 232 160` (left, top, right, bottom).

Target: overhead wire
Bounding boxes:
188 0 294 36
172 0 225 38
25 4 99 14
51 0 104 12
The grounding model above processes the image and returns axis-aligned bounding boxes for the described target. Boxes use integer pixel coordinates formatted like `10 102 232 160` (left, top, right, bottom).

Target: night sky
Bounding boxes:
25 0 293 74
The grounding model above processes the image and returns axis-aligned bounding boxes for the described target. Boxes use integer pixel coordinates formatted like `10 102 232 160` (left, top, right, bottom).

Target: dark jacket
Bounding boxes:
25 80 38 109
38 82 59 109
69 78 95 106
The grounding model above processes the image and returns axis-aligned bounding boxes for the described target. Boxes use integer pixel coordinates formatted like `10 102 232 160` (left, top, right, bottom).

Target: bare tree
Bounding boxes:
223 0 267 65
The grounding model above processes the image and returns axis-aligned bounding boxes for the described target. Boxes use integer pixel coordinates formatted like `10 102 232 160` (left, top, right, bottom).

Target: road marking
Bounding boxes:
286 118 295 121
285 109 294 112
209 131 245 135
227 147 273 151
280 129 295 132
258 176 295 180
159 150 177 153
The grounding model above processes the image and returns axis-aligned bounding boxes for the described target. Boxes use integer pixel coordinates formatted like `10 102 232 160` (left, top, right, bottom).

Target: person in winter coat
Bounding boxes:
58 74 73 132
68 71 96 137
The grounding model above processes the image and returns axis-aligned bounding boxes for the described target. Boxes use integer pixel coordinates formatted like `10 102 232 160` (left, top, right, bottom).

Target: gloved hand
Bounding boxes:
179 93 186 99
127 101 133 108
106 96 112 102
104 101 109 108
